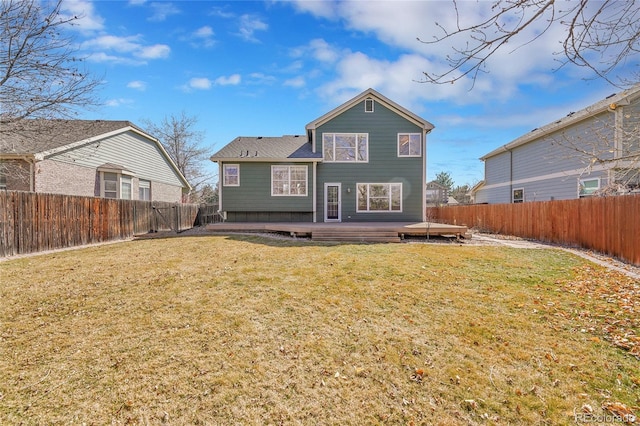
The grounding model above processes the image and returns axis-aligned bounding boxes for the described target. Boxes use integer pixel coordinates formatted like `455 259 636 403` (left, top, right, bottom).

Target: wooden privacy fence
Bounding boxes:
427 194 640 266
0 191 199 257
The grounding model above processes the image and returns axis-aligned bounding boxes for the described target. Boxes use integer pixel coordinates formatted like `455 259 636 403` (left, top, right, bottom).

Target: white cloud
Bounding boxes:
189 78 212 90
187 26 216 48
237 14 268 42
127 80 147 91
194 26 214 38
215 74 241 86
290 0 580 105
81 35 170 63
60 0 105 32
105 98 135 107
284 76 305 88
137 44 171 59
148 2 180 22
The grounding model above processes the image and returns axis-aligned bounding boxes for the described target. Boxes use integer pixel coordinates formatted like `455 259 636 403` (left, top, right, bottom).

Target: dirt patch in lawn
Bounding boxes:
1 235 638 424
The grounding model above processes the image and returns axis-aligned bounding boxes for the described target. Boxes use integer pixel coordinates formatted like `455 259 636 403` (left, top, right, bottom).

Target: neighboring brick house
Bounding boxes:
0 120 190 202
211 88 434 222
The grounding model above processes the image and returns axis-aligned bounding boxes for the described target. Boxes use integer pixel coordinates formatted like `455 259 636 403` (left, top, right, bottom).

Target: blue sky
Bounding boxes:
63 0 638 187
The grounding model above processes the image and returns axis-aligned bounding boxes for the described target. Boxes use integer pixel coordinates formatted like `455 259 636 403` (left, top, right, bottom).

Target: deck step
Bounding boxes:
312 230 401 243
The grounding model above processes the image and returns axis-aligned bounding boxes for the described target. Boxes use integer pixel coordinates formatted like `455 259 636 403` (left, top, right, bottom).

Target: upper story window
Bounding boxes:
322 133 368 163
398 133 422 157
272 165 307 196
512 188 524 203
223 164 240 186
365 98 374 113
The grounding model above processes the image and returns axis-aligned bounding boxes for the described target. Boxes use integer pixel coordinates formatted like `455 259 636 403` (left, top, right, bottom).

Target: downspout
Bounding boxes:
217 161 223 212
422 129 429 222
312 161 317 223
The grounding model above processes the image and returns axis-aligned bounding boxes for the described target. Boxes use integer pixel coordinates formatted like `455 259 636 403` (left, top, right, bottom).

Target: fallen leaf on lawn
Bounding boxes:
602 402 637 423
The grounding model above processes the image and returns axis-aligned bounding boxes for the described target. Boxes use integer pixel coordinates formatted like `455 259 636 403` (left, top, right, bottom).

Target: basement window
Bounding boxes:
512 188 524 203
579 178 600 197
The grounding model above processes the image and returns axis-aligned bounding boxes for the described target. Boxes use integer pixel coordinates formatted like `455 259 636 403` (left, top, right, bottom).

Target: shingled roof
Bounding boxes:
0 120 146 155
210 135 322 162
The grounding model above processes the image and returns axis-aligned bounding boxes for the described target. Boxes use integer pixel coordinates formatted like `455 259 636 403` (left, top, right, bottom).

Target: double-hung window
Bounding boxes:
139 179 151 201
272 165 307 196
99 167 135 199
398 133 422 157
322 133 368 162
357 183 402 212
224 164 240 186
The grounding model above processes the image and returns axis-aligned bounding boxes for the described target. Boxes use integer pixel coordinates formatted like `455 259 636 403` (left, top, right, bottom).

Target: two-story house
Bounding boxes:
210 88 434 222
474 83 640 204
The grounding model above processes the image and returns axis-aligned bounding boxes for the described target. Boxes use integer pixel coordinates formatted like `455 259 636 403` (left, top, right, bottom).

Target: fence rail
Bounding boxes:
427 194 640 266
0 191 199 257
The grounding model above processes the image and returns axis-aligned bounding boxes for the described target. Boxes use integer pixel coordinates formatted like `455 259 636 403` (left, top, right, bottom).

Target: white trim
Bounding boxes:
324 183 342 222
480 163 613 191
356 183 403 213
512 187 524 203
322 133 369 163
305 88 435 132
579 177 600 197
271 165 308 196
223 163 240 187
37 125 191 190
365 98 374 113
397 133 422 157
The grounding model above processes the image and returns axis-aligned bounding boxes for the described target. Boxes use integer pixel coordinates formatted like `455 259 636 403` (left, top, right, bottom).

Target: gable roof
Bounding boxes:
0 119 191 189
480 83 640 161
305 88 435 133
210 135 322 162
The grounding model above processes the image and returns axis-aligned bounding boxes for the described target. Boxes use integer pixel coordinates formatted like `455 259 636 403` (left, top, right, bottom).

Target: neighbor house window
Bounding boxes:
322 133 368 162
512 188 524 203
121 176 132 200
272 165 307 196
579 178 600 197
365 98 374 113
99 169 135 199
398 133 422 157
357 183 402 212
102 172 118 199
139 179 151 201
224 164 240 186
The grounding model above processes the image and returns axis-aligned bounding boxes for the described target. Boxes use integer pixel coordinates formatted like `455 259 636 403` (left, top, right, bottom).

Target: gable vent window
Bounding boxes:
365 98 374 113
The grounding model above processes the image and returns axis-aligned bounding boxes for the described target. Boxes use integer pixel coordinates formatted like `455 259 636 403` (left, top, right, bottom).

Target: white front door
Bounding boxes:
324 183 341 222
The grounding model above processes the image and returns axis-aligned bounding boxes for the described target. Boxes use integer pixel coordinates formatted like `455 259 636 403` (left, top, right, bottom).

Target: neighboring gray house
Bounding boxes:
210 88 434 222
0 120 191 202
425 180 449 206
475 84 640 204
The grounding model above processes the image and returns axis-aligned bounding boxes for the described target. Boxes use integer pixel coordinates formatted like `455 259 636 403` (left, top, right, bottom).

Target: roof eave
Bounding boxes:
210 156 323 163
480 83 640 160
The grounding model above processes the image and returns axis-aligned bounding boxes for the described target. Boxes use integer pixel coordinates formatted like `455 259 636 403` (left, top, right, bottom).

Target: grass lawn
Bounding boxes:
1 235 638 425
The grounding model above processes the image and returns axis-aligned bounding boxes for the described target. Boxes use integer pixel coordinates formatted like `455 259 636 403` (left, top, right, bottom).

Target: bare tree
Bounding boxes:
0 0 102 126
419 0 639 87
142 112 213 202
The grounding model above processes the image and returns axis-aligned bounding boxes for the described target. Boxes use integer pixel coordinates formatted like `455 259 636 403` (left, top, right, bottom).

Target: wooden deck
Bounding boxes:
205 222 469 243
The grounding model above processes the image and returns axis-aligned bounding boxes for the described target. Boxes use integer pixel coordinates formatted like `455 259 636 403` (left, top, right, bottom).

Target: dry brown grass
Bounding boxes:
1 235 638 425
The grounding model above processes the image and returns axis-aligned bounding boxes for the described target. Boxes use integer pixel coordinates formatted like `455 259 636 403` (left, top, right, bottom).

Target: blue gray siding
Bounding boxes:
478 110 618 203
